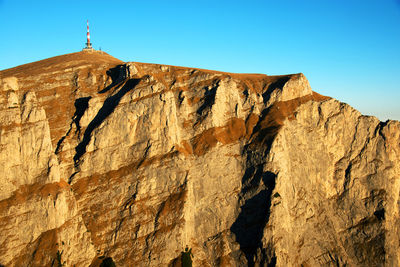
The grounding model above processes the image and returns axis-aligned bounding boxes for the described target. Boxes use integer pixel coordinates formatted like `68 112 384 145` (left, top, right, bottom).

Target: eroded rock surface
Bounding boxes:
0 51 399 266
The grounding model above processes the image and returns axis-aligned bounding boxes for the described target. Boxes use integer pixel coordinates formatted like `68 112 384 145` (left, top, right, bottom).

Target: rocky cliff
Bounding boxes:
0 51 399 267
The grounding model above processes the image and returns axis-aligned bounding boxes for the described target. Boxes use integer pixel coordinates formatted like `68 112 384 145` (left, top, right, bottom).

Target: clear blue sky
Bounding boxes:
1 0 399 121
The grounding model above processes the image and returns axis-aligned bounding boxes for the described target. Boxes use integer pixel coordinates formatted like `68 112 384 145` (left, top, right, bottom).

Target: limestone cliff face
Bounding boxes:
0 51 399 267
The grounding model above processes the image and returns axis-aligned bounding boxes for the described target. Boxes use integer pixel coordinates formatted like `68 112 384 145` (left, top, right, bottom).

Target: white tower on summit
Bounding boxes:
83 20 94 51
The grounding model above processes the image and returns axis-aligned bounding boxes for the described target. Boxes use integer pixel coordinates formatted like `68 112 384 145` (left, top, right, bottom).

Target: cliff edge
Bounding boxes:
0 51 399 266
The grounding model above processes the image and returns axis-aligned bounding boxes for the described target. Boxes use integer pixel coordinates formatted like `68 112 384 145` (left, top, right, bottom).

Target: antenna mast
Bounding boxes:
83 20 94 51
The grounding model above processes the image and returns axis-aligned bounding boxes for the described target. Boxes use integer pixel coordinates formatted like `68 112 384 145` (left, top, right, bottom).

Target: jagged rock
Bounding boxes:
0 51 399 266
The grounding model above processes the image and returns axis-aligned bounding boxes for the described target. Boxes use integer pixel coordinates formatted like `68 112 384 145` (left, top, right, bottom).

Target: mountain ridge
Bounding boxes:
0 51 399 266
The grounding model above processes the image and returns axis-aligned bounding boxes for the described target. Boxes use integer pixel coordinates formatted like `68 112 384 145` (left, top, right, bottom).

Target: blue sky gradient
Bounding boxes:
1 0 399 120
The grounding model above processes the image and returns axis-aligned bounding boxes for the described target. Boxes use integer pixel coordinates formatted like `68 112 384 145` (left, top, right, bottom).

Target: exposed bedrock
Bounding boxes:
0 51 399 266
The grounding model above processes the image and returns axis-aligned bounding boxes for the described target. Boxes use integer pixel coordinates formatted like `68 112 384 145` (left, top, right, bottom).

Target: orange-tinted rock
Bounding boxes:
0 51 398 267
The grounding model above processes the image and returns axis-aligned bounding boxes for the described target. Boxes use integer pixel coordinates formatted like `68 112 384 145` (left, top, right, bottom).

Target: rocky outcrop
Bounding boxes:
0 51 399 266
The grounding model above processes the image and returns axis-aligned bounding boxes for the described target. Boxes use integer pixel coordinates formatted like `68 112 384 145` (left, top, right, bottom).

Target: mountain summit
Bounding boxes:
0 52 399 266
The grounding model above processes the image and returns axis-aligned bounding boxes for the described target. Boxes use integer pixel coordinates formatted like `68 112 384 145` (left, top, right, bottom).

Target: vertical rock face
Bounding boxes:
0 51 399 266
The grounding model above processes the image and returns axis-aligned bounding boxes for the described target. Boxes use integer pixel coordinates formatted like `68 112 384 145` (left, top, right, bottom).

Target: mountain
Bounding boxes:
0 51 399 266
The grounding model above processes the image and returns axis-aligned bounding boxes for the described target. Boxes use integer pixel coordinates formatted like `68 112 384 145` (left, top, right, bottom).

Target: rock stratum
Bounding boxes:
0 51 399 267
